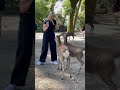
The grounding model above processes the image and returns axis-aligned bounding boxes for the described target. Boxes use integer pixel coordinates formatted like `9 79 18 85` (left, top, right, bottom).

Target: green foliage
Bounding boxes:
78 10 85 27
35 0 50 26
75 0 85 31
62 0 71 16
56 13 65 24
35 0 85 32
69 0 79 9
81 0 85 9
35 0 58 31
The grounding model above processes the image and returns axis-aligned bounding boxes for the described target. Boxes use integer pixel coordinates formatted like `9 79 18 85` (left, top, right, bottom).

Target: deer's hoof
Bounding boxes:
70 75 72 78
61 77 63 80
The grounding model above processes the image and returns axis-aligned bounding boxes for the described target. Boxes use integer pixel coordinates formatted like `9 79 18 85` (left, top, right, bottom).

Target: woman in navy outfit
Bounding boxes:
37 11 60 65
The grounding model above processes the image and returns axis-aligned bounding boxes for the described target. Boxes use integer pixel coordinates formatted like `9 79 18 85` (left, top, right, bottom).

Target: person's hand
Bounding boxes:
46 22 49 28
54 15 57 20
43 22 49 31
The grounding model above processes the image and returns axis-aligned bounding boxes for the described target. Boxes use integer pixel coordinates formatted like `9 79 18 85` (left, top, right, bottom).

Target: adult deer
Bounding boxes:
86 43 120 90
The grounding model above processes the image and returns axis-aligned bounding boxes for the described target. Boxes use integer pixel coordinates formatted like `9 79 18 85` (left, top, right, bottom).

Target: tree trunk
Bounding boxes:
67 8 75 32
73 0 82 32
67 0 79 32
63 14 67 25
50 0 55 11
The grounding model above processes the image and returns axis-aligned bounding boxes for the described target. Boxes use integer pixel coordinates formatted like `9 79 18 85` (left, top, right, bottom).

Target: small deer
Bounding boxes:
61 32 85 75
56 35 71 80
66 32 76 40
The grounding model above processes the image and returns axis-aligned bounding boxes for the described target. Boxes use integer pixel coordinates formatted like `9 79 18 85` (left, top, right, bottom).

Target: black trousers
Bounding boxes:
10 14 34 86
39 32 57 62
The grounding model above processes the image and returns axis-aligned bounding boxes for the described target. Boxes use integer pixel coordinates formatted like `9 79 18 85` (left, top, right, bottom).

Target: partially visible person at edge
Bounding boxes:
6 0 35 90
37 11 60 65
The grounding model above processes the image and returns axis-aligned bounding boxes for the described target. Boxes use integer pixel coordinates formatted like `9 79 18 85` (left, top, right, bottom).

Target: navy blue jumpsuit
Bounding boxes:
39 20 57 62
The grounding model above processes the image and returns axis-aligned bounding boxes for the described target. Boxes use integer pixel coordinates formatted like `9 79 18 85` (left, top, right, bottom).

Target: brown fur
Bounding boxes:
61 32 84 74
56 35 71 80
86 43 120 90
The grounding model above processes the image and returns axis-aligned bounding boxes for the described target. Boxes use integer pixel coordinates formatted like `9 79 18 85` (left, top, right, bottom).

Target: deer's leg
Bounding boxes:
60 62 62 70
72 35 74 40
58 57 62 70
57 60 59 70
89 29 92 36
66 56 72 78
90 26 94 36
91 28 94 36
99 73 117 90
64 59 67 70
77 65 82 75
83 31 85 37
61 59 65 80
66 56 71 70
57 58 60 70
115 16 118 25
68 36 70 40
68 58 72 78
76 54 84 75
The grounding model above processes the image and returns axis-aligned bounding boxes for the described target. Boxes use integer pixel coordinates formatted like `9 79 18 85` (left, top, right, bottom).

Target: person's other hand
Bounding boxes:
46 22 49 28
43 22 49 31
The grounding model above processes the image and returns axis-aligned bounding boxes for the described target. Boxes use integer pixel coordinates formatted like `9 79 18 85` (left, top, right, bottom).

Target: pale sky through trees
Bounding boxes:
54 0 63 14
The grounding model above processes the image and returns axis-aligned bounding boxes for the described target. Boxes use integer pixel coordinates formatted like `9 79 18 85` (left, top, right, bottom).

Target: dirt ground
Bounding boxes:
35 32 85 90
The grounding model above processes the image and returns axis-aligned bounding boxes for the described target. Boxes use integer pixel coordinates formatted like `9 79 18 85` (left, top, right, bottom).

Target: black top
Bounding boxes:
44 19 56 32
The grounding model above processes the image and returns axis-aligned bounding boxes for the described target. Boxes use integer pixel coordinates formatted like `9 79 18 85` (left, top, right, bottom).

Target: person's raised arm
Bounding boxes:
20 0 33 13
54 16 61 29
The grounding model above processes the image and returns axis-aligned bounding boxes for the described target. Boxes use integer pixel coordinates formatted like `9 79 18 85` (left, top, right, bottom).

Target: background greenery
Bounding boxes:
35 0 85 32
